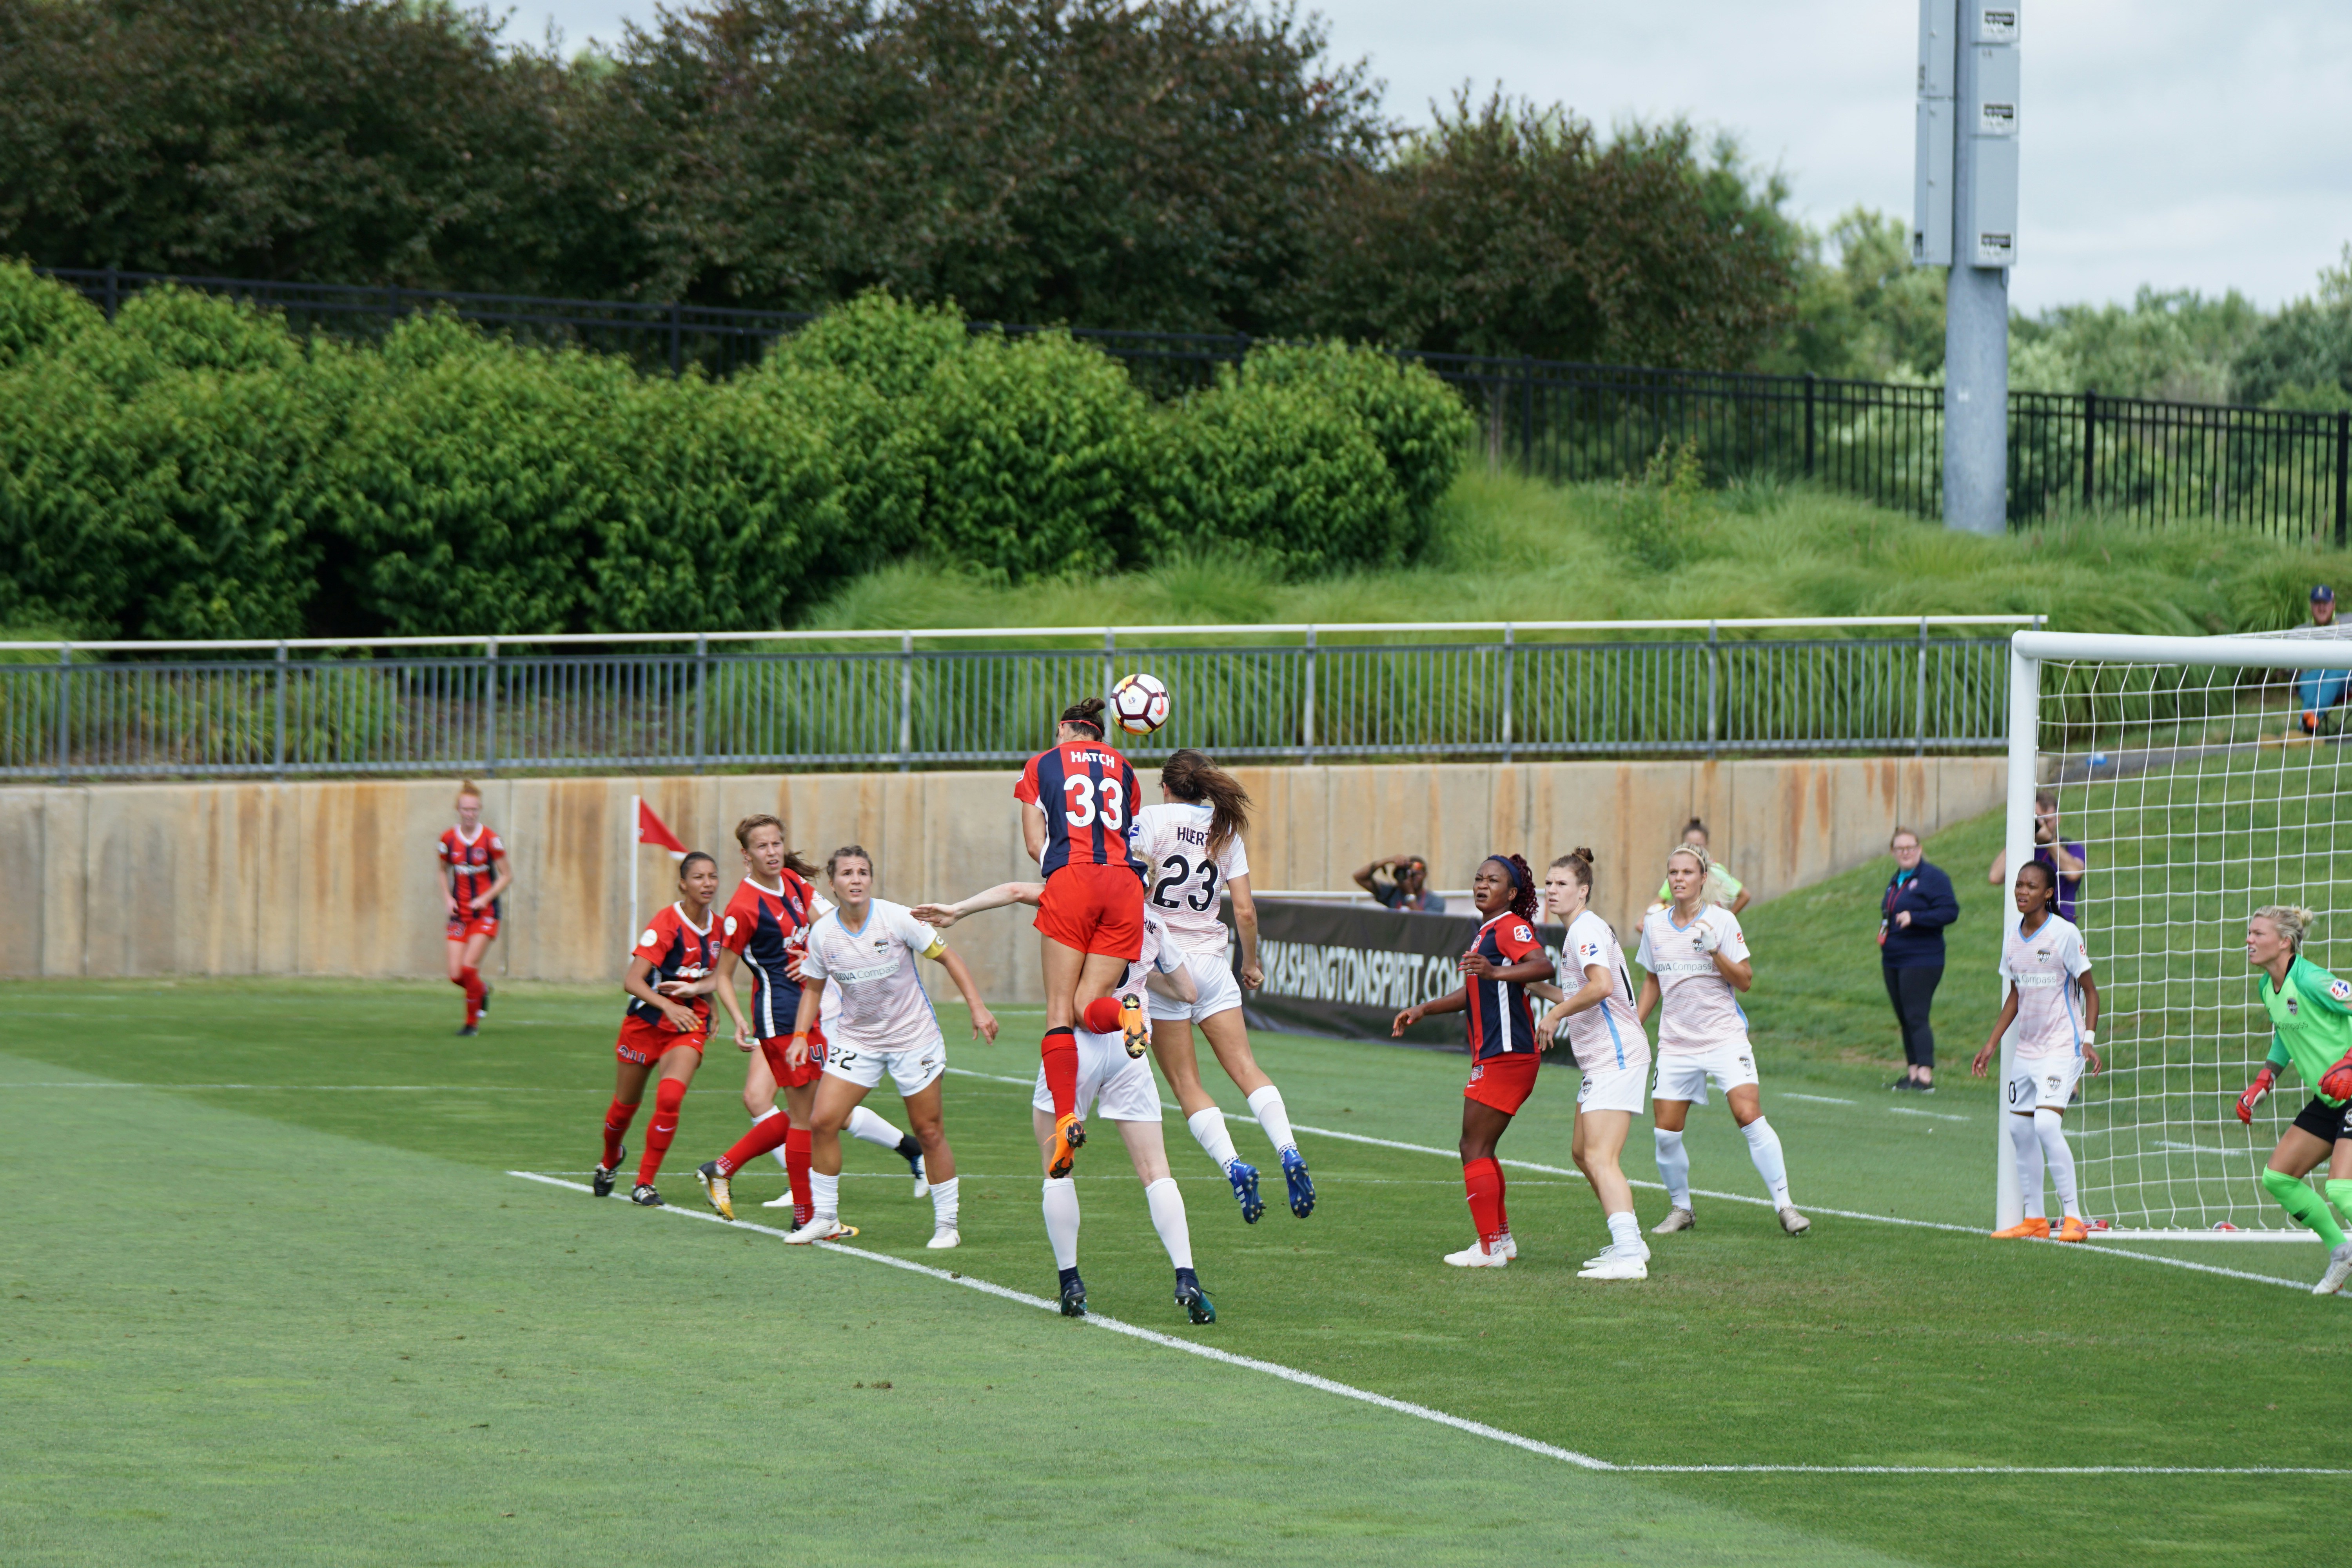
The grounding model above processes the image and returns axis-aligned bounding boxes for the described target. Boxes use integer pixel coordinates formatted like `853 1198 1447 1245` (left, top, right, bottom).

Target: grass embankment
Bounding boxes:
801 466 2352 641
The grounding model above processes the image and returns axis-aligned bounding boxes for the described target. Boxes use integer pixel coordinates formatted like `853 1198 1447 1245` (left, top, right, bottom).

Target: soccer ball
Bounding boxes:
1111 672 1171 735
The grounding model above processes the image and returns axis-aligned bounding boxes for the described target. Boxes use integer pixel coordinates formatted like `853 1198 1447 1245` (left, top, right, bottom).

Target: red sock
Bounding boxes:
460 966 485 1026
1463 1157 1505 1247
786 1126 813 1225
637 1078 687 1185
1041 1027 1079 1118
715 1109 790 1178
601 1097 637 1168
1080 996 1123 1034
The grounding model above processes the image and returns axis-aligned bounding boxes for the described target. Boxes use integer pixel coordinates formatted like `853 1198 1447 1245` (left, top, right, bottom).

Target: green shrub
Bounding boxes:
1612 437 1710 572
902 331 1149 582
586 370 855 633
0 261 100 368
1239 341 1473 561
1145 369 1405 576
765 290 971 403
324 315 631 637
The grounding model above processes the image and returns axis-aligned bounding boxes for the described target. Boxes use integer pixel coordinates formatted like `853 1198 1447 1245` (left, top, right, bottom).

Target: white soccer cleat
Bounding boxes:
1584 1241 1651 1269
1577 1252 1650 1281
760 1192 799 1209
783 1214 857 1245
1777 1206 1812 1237
1651 1207 1696 1234
1442 1240 1510 1268
926 1226 960 1250
2316 1242 2352 1296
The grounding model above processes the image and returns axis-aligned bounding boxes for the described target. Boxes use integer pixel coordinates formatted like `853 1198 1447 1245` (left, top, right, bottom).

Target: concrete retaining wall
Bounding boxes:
0 758 2002 1005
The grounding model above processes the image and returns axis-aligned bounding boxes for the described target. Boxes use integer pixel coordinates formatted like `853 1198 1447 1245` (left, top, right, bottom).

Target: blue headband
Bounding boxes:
1483 854 1527 891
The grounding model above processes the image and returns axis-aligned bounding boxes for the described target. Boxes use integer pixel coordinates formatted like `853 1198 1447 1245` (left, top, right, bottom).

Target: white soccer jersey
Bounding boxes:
798 898 944 1053
1079 917 1185 1047
1636 905 1751 1056
1999 912 2093 1060
1559 909 1649 1073
1134 802 1249 955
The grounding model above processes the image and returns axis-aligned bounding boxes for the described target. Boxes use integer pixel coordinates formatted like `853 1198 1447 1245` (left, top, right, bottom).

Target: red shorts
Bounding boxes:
615 1014 708 1067
757 1025 830 1090
1034 863 1144 961
1463 1051 1540 1115
447 911 499 942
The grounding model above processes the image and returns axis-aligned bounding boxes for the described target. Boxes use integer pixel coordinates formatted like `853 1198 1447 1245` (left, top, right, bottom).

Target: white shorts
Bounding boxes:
1031 1028 1162 1123
1652 1041 1760 1105
824 1034 947 1099
1576 1059 1651 1116
1147 949 1243 1024
2007 1055 2084 1113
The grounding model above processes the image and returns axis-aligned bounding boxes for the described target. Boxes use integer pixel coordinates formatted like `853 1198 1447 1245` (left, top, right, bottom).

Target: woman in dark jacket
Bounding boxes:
1881 828 1959 1092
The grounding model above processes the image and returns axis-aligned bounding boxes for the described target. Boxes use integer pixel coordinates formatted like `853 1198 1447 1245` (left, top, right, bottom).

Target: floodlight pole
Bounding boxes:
1916 3 2019 536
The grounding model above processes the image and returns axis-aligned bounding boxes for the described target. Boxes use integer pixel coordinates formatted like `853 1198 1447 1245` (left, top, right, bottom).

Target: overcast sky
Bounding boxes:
508 0 2352 314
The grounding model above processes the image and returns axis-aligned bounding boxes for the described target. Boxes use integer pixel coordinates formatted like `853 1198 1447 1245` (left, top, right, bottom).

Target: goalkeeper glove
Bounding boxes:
2322 1055 2352 1104
2236 1065 2277 1124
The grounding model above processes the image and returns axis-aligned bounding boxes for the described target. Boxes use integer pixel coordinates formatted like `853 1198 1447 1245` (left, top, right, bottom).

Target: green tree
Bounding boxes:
1768 207 1945 379
2233 246 2352 411
1289 94 1802 367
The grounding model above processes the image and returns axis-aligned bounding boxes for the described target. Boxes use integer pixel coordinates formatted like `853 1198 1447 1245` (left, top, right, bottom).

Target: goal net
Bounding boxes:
2005 628 2352 1236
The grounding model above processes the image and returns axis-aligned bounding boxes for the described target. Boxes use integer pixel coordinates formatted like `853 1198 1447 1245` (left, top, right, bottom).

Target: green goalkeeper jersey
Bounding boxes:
2259 956 2352 1107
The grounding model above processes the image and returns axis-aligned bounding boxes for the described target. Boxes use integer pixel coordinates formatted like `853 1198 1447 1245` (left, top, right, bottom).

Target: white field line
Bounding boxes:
504 1170 1613 1472
1886 1107 1973 1123
1781 1093 1858 1105
507 1169 2352 1477
940 1069 2332 1290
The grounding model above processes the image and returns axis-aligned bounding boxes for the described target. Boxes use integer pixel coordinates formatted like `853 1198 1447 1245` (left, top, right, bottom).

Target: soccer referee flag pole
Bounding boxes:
631 795 688 926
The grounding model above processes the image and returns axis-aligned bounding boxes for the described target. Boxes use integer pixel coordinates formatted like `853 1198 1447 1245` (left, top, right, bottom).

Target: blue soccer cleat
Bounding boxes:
1226 1159 1264 1224
1281 1147 1315 1219
1174 1267 1216 1324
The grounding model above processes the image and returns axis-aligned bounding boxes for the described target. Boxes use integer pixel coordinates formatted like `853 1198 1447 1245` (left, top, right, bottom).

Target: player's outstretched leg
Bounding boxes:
1171 1072 1259 1223
1242 1085 1314 1219
847 1103 929 1197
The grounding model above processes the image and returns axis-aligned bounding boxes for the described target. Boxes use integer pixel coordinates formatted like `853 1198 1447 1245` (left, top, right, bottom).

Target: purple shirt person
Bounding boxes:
1988 791 2086 922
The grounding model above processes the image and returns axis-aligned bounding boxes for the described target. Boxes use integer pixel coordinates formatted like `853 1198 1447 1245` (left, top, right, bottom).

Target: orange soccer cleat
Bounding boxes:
1047 1111 1088 1179
1118 995 1149 1060
1990 1216 2052 1240
2055 1216 2091 1243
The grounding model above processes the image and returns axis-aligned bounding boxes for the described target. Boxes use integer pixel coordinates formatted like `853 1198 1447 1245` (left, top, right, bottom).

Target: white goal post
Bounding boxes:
2002 629 2352 1237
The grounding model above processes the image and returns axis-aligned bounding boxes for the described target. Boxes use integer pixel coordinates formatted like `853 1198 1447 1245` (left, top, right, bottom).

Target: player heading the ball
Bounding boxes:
2237 905 2352 1295
1015 696 1152 1183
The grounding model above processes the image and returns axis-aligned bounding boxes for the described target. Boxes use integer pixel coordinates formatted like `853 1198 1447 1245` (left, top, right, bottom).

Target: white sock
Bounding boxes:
929 1175 960 1231
1041 1177 1080 1269
1187 1107 1241 1170
1740 1116 1792 1208
847 1104 904 1150
811 1170 839 1220
1654 1129 1692 1209
2034 1109 2079 1219
1245 1085 1297 1155
1606 1209 1643 1253
2009 1112 2046 1219
1144 1176 1194 1270
746 1106 791 1170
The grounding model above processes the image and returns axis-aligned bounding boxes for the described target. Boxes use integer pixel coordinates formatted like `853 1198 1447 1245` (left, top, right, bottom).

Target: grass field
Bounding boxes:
9 811 2352 1566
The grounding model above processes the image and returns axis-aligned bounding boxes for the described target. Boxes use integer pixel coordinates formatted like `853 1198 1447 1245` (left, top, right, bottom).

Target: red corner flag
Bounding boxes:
636 797 688 860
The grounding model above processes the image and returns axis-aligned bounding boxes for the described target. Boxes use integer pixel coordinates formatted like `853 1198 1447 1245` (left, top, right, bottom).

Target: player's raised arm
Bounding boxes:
909 881 1044 928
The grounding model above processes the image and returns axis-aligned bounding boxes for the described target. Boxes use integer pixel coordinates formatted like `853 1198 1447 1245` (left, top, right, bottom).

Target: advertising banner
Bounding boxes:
1232 898 1568 1049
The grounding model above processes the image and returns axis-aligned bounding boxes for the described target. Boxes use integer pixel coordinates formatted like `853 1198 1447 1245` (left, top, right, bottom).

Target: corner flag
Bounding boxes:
636 797 688 859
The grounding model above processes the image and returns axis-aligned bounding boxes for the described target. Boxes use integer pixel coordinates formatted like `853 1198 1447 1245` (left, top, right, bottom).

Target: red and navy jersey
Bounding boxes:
438 824 505 917
627 902 717 1027
1015 739 1147 879
718 871 820 1038
1463 911 1543 1062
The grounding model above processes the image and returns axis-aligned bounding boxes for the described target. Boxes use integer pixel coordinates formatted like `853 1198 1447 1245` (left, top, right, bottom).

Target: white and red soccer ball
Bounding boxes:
1111 672 1171 735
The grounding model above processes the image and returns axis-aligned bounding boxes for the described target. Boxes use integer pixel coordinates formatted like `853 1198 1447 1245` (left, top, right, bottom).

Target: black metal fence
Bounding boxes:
37 266 2352 541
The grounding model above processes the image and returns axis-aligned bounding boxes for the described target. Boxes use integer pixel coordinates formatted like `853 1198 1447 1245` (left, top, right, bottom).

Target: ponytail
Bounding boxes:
1551 846 1596 893
1160 749 1251 857
1059 696 1107 739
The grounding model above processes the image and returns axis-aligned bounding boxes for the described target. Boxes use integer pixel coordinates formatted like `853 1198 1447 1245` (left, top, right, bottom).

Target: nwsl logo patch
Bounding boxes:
2331 979 2352 1004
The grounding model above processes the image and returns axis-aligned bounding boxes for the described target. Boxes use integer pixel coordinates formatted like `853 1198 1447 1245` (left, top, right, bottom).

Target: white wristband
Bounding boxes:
2081 1030 2095 1047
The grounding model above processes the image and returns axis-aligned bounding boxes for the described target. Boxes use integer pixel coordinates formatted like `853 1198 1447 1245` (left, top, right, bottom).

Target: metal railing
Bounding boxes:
38 266 2352 539
0 617 2034 782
